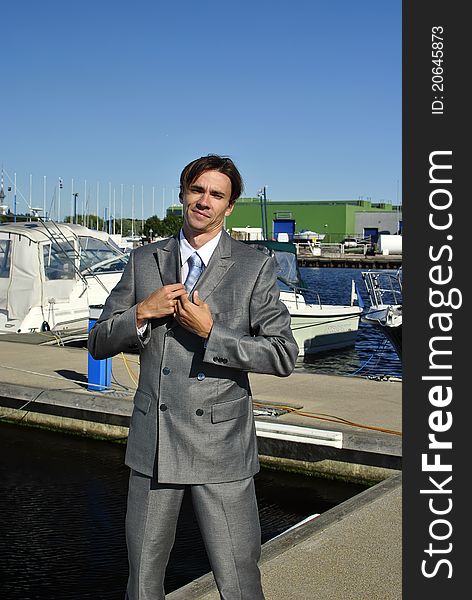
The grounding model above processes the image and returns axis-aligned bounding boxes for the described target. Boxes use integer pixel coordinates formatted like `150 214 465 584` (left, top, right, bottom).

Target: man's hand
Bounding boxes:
175 291 213 338
136 283 187 327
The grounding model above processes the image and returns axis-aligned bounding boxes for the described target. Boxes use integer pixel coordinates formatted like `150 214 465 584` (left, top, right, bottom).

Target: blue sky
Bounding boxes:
1 0 401 221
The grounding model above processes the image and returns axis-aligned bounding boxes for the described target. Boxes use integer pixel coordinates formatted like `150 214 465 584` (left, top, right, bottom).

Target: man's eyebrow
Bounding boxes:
189 184 227 197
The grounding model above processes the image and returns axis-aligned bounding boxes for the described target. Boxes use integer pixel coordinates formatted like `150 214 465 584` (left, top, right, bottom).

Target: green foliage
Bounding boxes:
144 214 183 238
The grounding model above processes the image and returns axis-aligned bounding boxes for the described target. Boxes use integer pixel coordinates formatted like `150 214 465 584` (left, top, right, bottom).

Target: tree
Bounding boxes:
144 214 182 238
144 215 163 238
160 214 183 237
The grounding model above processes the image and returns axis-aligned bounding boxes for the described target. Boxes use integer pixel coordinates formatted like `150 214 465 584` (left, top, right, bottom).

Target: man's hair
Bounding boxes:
179 154 244 205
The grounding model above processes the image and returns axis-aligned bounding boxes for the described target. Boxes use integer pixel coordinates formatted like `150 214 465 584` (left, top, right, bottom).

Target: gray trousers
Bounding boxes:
125 470 265 600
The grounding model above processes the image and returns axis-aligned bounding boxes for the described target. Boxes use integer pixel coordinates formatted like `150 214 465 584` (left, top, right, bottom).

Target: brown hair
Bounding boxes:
179 154 244 205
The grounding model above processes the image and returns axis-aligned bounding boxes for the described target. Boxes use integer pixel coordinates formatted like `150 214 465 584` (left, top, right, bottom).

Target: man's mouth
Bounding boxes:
192 209 210 219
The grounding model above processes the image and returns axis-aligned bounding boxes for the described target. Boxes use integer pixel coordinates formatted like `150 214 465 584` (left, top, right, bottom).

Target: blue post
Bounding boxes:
87 305 111 391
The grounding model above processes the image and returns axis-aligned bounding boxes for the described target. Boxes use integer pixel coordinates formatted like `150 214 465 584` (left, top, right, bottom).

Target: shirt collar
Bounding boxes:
179 229 222 267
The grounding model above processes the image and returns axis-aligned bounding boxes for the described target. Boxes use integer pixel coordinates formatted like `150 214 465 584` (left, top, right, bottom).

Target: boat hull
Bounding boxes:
286 305 362 356
362 303 402 360
364 319 402 360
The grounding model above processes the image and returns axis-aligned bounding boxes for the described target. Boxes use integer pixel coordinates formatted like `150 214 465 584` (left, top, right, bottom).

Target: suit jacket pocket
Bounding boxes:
133 388 153 414
213 308 244 321
211 394 248 424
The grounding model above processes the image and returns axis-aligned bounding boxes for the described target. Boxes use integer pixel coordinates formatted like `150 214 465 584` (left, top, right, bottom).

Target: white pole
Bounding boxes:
132 185 135 237
96 181 100 230
71 178 74 223
84 180 87 226
162 186 165 219
58 178 61 222
108 181 112 234
141 184 144 233
14 172 17 223
152 186 155 216
43 175 46 219
120 183 123 237
29 174 32 219
113 187 116 235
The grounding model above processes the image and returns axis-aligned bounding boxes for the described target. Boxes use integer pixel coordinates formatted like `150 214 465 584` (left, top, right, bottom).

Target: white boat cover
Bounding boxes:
0 222 124 325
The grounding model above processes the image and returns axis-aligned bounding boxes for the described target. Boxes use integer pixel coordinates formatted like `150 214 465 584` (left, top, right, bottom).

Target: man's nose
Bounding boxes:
196 190 211 205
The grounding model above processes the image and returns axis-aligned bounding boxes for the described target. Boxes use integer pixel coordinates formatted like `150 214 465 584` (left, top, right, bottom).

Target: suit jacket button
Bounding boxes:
160 404 168 411
197 372 205 381
195 409 204 416
162 367 171 375
166 330 174 337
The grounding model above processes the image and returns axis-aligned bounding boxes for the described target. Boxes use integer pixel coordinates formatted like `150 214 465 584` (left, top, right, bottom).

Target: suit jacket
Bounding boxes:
88 230 298 483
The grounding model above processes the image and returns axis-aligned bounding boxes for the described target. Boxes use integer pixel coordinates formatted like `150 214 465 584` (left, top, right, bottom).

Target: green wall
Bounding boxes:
168 198 399 242
225 199 398 242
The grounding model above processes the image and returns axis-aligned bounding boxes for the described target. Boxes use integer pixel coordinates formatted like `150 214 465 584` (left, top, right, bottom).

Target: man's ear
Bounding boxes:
225 201 235 217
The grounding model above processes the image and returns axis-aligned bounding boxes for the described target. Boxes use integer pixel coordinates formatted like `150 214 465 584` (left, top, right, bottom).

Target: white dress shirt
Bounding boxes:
179 229 221 281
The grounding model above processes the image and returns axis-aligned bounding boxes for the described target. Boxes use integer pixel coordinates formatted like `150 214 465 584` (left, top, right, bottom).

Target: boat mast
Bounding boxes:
14 172 17 222
43 176 47 219
141 184 144 233
29 174 32 221
131 185 135 237
0 169 4 202
58 177 63 222
96 181 100 230
120 183 123 236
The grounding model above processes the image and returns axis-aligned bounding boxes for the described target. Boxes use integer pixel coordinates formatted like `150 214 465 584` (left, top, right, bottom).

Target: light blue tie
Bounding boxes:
184 252 203 293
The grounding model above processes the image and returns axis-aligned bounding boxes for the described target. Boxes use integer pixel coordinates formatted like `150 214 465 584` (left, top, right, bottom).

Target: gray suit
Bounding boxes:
88 230 298 599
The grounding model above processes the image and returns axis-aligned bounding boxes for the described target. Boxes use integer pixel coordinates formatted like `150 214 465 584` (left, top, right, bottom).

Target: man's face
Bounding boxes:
181 170 234 238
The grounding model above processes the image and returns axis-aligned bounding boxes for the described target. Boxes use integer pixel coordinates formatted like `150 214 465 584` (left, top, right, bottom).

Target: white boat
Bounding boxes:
245 240 362 356
0 221 128 338
360 269 402 359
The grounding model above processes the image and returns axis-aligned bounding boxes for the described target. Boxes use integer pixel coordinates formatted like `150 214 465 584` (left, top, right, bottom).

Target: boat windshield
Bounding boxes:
78 237 128 274
41 236 128 279
272 251 301 290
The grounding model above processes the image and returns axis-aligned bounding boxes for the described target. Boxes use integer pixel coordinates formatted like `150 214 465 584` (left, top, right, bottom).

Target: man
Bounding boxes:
88 154 298 600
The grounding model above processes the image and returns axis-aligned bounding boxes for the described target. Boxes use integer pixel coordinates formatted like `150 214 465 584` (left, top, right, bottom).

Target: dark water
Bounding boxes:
297 267 402 379
0 422 367 600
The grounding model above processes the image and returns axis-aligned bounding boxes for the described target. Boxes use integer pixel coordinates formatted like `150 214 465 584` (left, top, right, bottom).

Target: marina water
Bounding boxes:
1 422 367 599
298 267 402 379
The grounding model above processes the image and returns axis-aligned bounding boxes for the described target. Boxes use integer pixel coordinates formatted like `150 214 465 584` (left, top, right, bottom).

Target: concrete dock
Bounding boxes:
0 338 402 599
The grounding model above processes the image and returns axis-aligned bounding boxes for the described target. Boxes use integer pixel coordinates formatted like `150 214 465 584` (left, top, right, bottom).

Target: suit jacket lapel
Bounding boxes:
154 235 181 286
196 230 235 301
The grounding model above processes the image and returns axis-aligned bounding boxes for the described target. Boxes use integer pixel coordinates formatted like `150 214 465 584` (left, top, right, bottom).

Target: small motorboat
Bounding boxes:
0 221 128 339
360 268 402 359
244 240 362 357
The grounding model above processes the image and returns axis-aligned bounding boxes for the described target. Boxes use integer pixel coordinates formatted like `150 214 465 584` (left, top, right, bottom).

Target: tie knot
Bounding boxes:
188 252 202 269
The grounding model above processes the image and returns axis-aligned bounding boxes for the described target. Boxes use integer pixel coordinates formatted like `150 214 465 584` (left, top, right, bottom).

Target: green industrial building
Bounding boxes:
168 198 403 243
